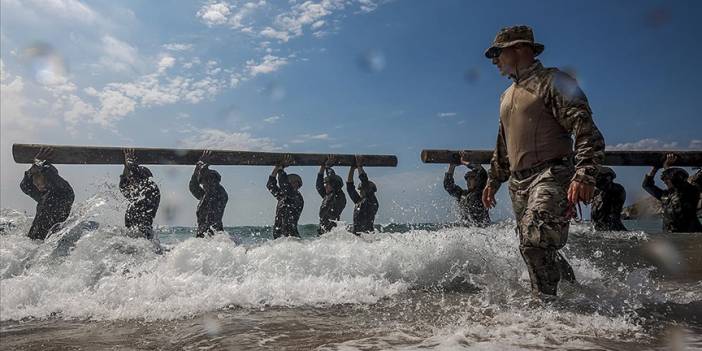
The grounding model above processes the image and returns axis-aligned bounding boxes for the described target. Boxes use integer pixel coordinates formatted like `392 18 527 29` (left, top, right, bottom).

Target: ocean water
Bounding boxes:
1 195 701 350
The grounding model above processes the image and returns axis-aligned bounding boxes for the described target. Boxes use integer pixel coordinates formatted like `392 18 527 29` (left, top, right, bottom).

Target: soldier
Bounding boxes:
347 156 379 234
591 167 627 231
642 153 702 232
189 150 228 237
119 149 161 240
267 155 304 239
444 152 490 227
690 168 702 213
20 147 75 240
481 25 605 297
316 156 346 234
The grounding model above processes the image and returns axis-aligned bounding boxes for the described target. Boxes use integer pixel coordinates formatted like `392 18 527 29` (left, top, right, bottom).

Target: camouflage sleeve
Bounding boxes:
487 121 510 191
546 70 605 185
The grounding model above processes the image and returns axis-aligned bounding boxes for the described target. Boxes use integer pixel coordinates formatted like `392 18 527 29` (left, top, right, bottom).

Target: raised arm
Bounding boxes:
20 169 42 202
346 166 361 204
189 163 205 200
357 165 369 186
443 167 464 199
316 166 326 198
642 166 664 200
267 166 283 199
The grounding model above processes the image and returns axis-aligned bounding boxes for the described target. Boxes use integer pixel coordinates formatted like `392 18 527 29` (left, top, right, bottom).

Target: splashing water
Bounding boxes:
1 191 701 350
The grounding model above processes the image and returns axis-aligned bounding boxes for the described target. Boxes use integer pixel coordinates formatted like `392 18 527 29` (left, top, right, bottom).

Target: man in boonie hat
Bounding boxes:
481 25 606 297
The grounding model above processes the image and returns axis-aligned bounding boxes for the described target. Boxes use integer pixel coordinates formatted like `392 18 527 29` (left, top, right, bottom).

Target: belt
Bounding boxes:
511 157 571 181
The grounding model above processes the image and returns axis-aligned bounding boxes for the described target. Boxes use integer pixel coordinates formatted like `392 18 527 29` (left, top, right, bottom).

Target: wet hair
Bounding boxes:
598 167 616 180
661 167 689 186
324 174 343 191
465 169 487 190
199 168 222 185
360 180 377 194
130 165 153 180
30 162 61 187
288 174 303 188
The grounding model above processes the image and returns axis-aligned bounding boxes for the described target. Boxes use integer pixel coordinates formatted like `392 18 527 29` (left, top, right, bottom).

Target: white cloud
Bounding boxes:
162 43 193 51
263 115 280 123
246 55 288 77
357 0 379 13
228 0 266 29
199 0 384 44
607 138 683 150
182 128 278 151
100 35 139 72
437 112 457 118
290 133 330 143
157 55 176 73
260 27 291 42
8 0 99 24
196 1 231 26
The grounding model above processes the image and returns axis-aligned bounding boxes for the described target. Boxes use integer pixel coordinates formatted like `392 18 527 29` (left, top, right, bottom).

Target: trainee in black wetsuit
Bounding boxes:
347 171 378 234
267 170 304 238
591 168 627 231
189 163 228 237
119 163 160 239
20 162 75 240
444 165 490 227
316 167 346 234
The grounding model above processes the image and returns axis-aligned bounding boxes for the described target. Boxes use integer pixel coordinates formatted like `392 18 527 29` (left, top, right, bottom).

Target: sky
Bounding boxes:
1 0 701 227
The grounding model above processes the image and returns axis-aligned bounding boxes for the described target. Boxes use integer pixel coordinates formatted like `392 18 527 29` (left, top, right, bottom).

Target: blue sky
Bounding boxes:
1 0 700 226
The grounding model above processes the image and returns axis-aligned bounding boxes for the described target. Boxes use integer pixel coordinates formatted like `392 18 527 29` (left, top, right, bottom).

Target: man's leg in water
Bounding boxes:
510 165 572 296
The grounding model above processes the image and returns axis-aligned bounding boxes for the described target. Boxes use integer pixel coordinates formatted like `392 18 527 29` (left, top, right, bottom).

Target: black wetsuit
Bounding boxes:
189 166 228 237
316 168 346 234
347 173 378 234
20 163 75 240
591 182 627 231
443 167 490 227
267 170 304 239
119 163 161 239
643 174 702 233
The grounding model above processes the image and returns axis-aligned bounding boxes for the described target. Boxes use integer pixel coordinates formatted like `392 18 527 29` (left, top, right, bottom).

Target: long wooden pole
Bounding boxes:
421 149 702 167
12 144 398 167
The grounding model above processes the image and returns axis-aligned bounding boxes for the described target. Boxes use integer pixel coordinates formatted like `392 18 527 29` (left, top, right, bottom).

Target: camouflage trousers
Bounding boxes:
508 163 574 296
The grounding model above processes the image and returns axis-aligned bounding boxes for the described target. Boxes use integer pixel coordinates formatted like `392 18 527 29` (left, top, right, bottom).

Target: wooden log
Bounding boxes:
421 149 702 167
12 144 398 167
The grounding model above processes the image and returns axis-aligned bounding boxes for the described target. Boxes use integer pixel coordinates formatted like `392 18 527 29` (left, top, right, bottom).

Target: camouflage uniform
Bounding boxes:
643 168 702 233
485 26 605 296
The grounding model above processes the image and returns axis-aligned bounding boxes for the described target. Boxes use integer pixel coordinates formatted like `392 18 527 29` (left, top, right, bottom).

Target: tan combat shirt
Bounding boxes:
487 61 605 190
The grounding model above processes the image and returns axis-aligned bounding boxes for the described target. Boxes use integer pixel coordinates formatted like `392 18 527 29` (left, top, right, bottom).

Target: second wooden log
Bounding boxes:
421 149 702 167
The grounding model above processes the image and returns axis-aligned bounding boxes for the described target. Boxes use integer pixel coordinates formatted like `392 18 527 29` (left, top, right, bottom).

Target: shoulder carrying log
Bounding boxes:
13 144 398 167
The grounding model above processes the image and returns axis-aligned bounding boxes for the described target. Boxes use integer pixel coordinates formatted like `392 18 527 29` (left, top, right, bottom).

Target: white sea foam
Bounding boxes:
0 193 688 350
0 218 521 321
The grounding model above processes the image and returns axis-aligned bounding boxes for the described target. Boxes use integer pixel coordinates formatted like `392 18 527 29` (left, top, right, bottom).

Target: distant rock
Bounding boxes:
622 196 662 220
